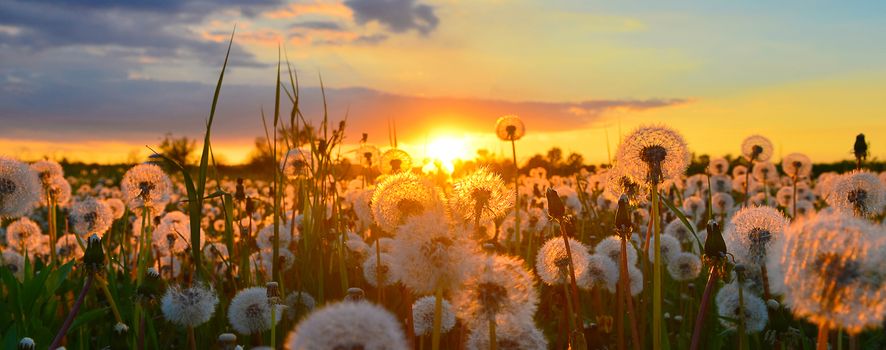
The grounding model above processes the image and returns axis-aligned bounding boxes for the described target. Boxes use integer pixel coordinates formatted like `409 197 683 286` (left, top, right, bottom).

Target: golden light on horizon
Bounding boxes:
421 135 473 174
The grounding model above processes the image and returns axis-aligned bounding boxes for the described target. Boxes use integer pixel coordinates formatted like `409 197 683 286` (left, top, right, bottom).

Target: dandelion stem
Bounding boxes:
817 323 829 350
48 193 58 266
431 284 444 350
562 279 575 347
488 317 497 350
558 220 584 329
689 266 718 350
270 304 277 350
50 273 94 350
621 236 641 350
95 275 123 324
187 326 196 350
652 185 663 350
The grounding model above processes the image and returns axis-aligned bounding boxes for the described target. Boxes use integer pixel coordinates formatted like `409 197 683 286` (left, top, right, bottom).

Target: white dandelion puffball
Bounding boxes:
449 168 511 226
256 221 295 250
412 295 456 336
627 265 644 296
664 219 696 246
390 211 478 294
160 284 219 328
594 236 638 266
2 250 25 281
715 282 769 333
667 252 702 281
378 148 413 175
741 135 774 162
371 172 444 233
615 125 690 185
121 163 172 210
228 286 284 335
30 159 63 184
724 206 788 266
362 252 397 288
707 158 730 176
465 316 547 350
781 153 812 179
451 254 538 327
5 217 41 248
284 291 316 321
580 254 619 292
0 156 40 218
70 197 113 237
711 192 735 215
495 115 526 141
40 176 71 207
56 234 84 263
647 234 681 264
104 198 126 219
281 147 311 179
773 212 886 334
826 170 885 217
285 301 407 350
681 196 706 221
152 217 204 255
536 237 590 286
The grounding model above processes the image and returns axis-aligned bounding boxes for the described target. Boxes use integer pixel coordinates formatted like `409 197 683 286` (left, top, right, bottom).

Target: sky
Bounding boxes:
1 0 885 166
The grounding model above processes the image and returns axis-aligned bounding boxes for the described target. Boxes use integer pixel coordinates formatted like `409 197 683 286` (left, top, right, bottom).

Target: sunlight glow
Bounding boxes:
423 135 472 173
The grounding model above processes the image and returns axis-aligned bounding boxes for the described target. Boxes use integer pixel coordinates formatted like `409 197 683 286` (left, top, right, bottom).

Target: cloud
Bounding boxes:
290 20 346 31
344 0 439 35
0 0 282 67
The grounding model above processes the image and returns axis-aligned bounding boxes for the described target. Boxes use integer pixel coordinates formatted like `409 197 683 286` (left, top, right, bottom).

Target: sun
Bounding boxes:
424 135 471 173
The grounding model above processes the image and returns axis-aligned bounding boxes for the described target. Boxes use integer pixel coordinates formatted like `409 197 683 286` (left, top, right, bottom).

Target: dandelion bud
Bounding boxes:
234 178 245 202
218 333 238 350
82 234 105 272
734 264 746 275
614 194 633 236
545 188 565 219
18 338 35 350
266 282 280 304
345 287 365 302
113 323 128 335
853 133 868 160
137 268 164 301
245 197 255 216
703 220 727 263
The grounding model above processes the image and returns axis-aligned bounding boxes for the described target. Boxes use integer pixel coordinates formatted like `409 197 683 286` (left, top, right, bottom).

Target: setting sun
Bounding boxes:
421 135 472 173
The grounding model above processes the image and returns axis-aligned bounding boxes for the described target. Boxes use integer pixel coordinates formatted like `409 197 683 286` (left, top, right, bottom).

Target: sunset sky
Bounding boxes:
1 0 884 165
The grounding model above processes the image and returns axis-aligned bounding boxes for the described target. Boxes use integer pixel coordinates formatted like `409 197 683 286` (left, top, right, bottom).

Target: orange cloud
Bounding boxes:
264 2 352 20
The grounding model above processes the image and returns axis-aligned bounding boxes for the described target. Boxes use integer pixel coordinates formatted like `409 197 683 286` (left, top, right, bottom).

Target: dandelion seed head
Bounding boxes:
594 236 638 266
2 250 25 281
281 148 311 179
715 282 769 333
56 234 84 263
160 284 219 328
450 168 511 226
707 158 730 176
648 234 681 264
826 170 885 217
724 206 788 266
452 255 538 327
390 211 477 294
681 197 706 221
782 153 812 179
741 135 774 162
495 115 526 141
465 316 547 350
580 254 619 292
121 164 171 210
711 192 735 215
615 125 690 185
104 198 125 219
535 237 590 286
284 291 316 322
379 148 413 175
362 252 398 287
70 197 113 237
774 212 886 334
39 175 71 207
256 221 296 250
0 157 40 218
664 219 695 245
667 252 702 281
371 172 444 233
228 286 283 335
412 295 456 336
5 217 41 248
605 166 648 205
285 301 407 350
710 175 733 194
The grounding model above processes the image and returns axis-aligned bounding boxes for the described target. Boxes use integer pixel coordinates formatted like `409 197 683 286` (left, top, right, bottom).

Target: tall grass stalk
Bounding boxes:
652 184 663 350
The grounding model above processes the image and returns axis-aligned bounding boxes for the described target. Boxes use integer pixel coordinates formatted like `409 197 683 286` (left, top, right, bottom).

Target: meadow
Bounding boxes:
1 38 885 350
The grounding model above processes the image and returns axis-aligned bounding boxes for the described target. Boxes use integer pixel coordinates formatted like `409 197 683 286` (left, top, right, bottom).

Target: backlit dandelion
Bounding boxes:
826 170 885 217
1 250 24 281
121 163 172 210
464 316 547 350
580 254 619 292
355 144 381 169
668 252 702 281
0 156 40 218
70 197 113 237
55 234 83 263
160 284 219 328
707 158 730 176
412 295 456 336
536 237 590 286
782 153 812 179
615 125 689 185
39 176 71 207
715 282 769 333
285 301 407 350
605 166 648 205
379 148 412 175
281 148 311 179
741 135 774 162
228 286 284 335
774 212 886 335
724 206 788 267
371 172 444 233
595 236 638 266
362 252 397 287
5 217 41 249
495 115 525 141
452 254 538 327
450 168 511 228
